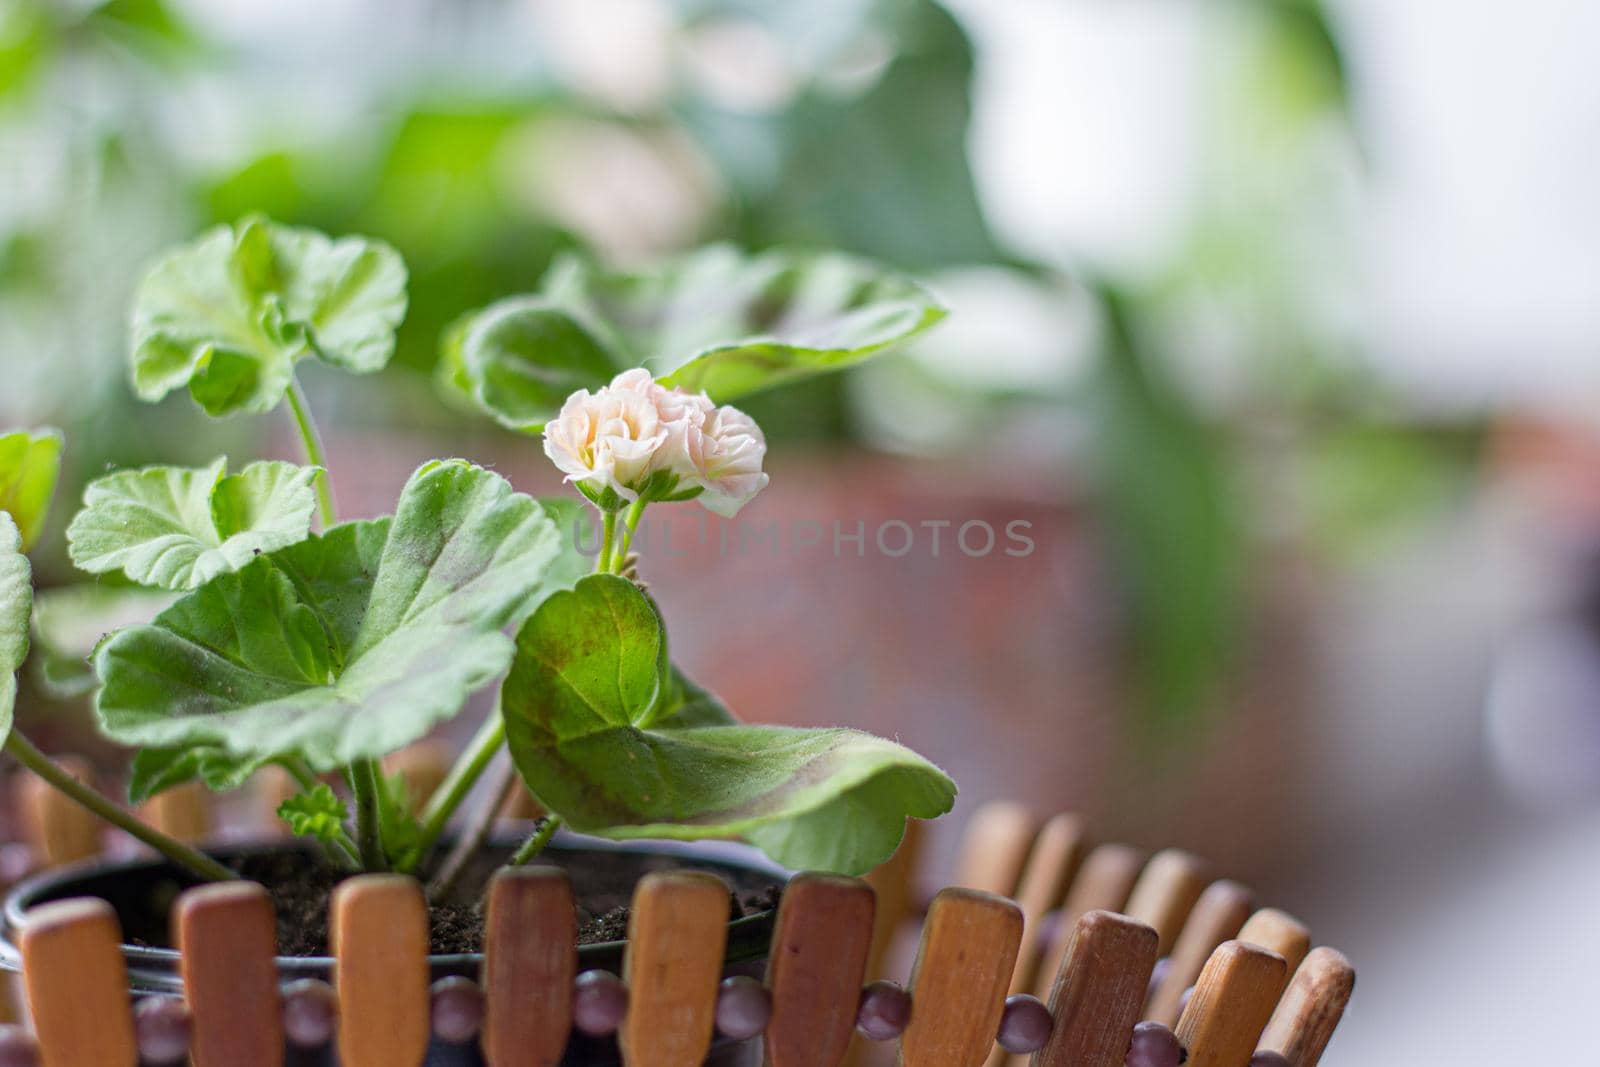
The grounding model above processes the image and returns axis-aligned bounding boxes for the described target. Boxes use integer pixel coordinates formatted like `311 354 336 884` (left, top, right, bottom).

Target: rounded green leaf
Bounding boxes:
440 298 622 433
0 512 33 743
502 575 956 874
67 458 320 591
0 427 63 552
131 216 408 416
95 461 584 772
446 245 946 431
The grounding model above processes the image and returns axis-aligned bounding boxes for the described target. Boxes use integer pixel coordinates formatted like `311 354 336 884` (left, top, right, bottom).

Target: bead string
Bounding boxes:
0 976 1292 1067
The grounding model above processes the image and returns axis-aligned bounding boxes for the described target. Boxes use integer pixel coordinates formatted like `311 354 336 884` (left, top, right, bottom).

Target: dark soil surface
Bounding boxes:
228 842 782 957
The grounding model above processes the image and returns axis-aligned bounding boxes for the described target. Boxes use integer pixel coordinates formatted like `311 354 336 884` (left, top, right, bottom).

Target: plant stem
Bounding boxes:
510 815 563 865
598 510 617 573
3 733 236 883
286 374 386 870
426 762 519 903
286 376 337 529
398 713 506 873
350 758 388 871
613 498 647 569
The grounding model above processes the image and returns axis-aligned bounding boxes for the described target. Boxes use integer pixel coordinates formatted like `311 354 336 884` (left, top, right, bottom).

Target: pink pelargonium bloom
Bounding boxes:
542 371 669 500
680 403 770 516
544 368 769 515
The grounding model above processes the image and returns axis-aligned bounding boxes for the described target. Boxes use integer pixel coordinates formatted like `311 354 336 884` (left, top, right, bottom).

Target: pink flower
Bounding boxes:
542 372 668 500
680 404 769 516
544 368 768 514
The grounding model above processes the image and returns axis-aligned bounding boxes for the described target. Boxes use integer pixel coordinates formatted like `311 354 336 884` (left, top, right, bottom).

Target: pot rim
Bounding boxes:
0 830 790 975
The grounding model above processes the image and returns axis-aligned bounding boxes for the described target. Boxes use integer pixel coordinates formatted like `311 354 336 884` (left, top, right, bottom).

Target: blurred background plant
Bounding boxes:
0 0 1475 714
5 1 1598 1060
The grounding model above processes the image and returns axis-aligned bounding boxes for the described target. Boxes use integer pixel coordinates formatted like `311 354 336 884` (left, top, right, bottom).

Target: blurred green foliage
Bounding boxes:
0 0 1480 737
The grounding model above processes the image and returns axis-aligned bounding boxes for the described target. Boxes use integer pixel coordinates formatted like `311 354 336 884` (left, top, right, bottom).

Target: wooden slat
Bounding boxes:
253 766 300 834
499 783 546 821
620 871 730 1067
333 875 431 1067
1144 880 1255 1027
1237 908 1312 983
952 802 1038 896
17 758 101 867
482 866 577 1067
140 782 209 844
985 814 1086 1067
1005 813 1086 993
863 817 922 981
766 873 875 1067
1032 910 1159 1067
1257 947 1355 1066
175 882 282 1067
1175 941 1286 1067
1028 844 1146 1004
843 820 923 1067
384 742 451 815
1124 849 1208 957
899 888 1022 1067
19 898 137 1067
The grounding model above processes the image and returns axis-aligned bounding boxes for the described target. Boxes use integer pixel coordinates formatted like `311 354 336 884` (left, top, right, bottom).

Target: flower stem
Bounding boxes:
510 815 563 865
3 733 236 883
398 713 506 873
350 758 388 871
598 510 617 573
286 376 337 529
613 499 647 570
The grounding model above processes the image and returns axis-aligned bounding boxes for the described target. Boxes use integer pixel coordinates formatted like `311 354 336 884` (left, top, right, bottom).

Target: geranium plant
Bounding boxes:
1 217 955 890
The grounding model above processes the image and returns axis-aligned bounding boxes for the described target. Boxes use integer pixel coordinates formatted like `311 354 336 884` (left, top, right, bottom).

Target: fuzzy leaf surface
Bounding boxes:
68 458 320 591
96 461 580 771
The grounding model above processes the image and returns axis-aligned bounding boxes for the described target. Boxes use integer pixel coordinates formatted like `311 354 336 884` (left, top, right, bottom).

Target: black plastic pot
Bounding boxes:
0 835 788 1066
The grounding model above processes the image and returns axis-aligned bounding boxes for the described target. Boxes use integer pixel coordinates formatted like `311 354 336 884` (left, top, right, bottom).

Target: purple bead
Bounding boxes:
1147 956 1172 1000
1250 1053 1291 1067
855 981 912 1041
995 994 1052 1053
134 996 192 1065
1125 1021 1184 1067
282 978 338 1048
572 970 629 1037
1178 985 1195 1017
0 1026 40 1067
431 977 485 1044
0 845 34 888
715 976 771 1040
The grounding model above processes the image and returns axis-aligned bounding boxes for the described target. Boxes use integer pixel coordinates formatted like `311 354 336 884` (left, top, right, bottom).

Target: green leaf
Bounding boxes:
278 783 350 844
95 460 582 772
31 585 177 698
503 575 955 874
67 458 320 591
127 746 266 804
0 428 63 552
130 217 408 416
684 0 1003 270
0 513 33 744
1094 286 1243 736
439 298 622 433
445 246 945 431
